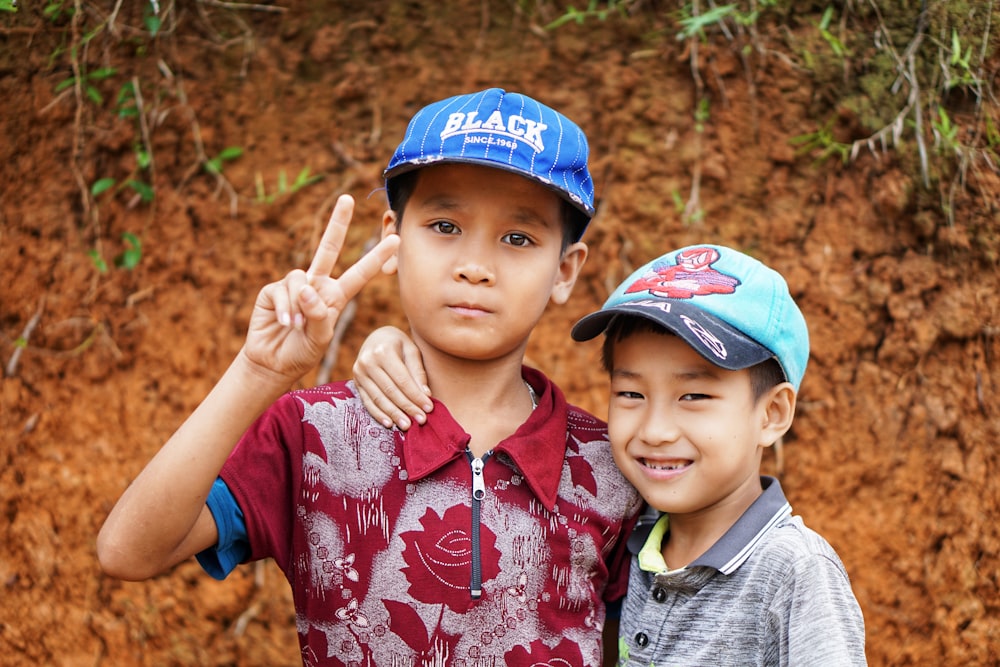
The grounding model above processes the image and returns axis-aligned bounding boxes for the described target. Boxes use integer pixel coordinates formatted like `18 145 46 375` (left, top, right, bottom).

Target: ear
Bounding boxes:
549 241 588 305
380 210 400 275
758 383 796 448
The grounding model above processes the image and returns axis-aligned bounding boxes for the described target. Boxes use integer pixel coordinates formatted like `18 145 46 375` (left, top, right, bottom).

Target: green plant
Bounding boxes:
204 146 244 175
87 233 143 274
931 106 960 156
817 5 848 57
545 0 628 30
670 188 685 213
694 97 710 133
789 119 851 164
143 1 162 36
115 232 142 270
127 179 154 204
87 249 109 274
254 167 324 204
42 0 72 20
676 3 737 41
90 177 154 204
55 66 116 106
91 177 116 197
944 28 981 91
673 0 777 41
0 0 18 13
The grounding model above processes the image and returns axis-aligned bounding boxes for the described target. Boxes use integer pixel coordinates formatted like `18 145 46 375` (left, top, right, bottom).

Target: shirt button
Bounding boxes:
635 633 649 647
652 587 667 603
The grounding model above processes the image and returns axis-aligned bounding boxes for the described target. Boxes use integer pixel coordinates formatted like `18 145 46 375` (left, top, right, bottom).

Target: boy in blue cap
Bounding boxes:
570 244 866 665
356 244 867 665
98 89 641 666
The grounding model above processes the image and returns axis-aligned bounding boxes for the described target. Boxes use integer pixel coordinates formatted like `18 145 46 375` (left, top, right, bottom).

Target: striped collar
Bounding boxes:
634 476 792 575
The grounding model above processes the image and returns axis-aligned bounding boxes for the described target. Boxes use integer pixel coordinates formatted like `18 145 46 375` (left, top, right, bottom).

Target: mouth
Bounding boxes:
639 458 692 473
449 303 492 317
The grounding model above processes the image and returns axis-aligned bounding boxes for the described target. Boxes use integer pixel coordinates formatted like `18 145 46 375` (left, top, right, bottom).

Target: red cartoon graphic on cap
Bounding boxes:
625 246 740 298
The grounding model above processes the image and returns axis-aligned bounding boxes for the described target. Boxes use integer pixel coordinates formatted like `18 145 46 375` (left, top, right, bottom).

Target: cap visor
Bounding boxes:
571 300 775 372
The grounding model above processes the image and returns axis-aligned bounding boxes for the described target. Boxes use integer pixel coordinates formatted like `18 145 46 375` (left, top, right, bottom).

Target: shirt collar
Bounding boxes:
634 476 792 575
401 367 570 511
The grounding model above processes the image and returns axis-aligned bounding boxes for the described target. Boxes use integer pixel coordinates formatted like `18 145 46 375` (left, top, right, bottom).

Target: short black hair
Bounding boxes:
386 170 584 251
600 315 786 402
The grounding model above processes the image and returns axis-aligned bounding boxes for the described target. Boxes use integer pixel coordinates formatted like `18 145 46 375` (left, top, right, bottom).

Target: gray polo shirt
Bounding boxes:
618 476 866 666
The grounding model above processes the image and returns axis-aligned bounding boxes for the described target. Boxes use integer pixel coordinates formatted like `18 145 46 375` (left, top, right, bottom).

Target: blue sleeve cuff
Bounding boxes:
195 477 250 580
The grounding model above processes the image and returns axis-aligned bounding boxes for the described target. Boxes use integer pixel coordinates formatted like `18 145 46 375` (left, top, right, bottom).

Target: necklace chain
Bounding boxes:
524 381 538 410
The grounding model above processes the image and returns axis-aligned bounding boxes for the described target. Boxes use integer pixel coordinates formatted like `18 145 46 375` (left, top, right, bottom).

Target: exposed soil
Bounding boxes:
1 2 999 666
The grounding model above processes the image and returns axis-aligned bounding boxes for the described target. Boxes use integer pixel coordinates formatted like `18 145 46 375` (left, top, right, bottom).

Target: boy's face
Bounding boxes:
381 163 587 363
606 329 792 520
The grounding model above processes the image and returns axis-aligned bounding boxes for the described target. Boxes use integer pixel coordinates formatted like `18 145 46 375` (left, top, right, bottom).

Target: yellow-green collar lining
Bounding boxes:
637 513 671 573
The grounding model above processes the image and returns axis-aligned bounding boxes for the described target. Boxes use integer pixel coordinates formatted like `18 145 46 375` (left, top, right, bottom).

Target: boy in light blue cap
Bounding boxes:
356 243 868 665
572 244 867 665
98 88 641 666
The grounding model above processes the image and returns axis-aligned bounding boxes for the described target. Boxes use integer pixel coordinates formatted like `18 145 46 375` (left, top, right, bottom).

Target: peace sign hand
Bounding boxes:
242 194 399 386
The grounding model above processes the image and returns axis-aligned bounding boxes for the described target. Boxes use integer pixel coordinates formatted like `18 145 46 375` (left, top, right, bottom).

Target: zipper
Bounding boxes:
466 448 493 599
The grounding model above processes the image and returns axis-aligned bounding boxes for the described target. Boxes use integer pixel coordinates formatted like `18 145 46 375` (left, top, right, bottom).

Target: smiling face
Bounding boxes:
606 327 794 526
382 163 587 365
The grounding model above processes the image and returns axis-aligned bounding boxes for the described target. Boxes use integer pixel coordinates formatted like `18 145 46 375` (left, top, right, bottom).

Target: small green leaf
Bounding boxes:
145 15 161 36
127 179 155 203
91 177 116 196
115 232 143 270
88 67 117 81
218 146 244 161
88 249 109 274
135 145 152 170
84 84 103 105
205 147 242 175
54 77 76 93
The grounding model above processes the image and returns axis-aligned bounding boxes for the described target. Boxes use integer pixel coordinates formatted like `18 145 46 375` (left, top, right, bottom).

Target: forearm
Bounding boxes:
97 350 291 579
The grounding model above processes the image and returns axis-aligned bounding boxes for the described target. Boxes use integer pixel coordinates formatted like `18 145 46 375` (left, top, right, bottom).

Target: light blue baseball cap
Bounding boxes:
383 88 595 241
571 245 810 390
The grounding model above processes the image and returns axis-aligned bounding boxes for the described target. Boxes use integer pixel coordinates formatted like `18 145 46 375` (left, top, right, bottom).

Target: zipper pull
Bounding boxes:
471 456 486 501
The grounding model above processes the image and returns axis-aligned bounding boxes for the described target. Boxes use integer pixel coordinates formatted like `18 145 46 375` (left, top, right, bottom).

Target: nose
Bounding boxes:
637 406 681 447
456 263 495 284
453 240 496 285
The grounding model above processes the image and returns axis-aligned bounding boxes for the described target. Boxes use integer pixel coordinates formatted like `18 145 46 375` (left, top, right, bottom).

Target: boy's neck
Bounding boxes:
661 477 764 570
416 341 536 458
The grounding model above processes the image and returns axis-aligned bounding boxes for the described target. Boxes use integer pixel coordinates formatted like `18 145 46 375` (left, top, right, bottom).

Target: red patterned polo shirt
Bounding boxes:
219 366 642 666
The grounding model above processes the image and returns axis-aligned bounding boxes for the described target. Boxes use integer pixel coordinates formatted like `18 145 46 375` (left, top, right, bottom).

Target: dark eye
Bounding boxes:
615 390 644 400
502 232 532 247
432 221 459 235
680 393 710 402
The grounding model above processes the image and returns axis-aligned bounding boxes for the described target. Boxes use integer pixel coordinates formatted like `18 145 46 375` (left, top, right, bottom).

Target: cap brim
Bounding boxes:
571 300 775 372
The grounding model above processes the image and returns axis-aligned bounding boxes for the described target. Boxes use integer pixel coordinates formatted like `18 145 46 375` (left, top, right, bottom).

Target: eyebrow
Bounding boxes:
418 194 464 212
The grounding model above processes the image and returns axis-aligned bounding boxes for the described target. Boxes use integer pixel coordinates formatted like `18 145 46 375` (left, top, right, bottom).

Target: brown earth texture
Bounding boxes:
2 1 1000 665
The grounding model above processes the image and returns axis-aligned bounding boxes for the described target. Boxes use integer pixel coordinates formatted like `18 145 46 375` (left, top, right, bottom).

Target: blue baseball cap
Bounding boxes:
571 245 810 390
383 88 595 241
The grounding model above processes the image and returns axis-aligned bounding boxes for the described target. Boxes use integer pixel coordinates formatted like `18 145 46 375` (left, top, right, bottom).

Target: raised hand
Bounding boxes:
243 194 399 385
